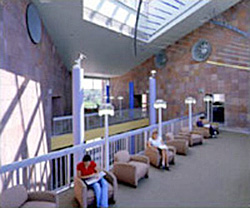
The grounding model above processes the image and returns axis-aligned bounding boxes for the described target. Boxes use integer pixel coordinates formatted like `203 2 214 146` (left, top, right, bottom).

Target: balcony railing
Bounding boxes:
0 113 201 193
52 108 148 136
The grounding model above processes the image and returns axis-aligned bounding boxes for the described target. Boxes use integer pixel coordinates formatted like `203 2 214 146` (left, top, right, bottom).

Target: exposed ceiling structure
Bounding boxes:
33 0 241 77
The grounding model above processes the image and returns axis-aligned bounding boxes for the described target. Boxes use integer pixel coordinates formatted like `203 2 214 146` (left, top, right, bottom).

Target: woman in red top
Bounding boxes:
77 155 108 207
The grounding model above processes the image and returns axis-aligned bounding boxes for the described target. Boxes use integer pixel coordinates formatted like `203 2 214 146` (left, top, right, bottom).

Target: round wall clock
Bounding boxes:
191 39 212 62
26 3 42 44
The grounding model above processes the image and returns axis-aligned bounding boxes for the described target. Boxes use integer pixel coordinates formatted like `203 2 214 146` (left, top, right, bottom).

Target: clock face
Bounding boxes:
26 3 42 44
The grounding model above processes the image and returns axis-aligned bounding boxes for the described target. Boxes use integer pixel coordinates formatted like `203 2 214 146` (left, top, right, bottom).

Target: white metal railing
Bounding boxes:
52 108 148 136
0 113 201 193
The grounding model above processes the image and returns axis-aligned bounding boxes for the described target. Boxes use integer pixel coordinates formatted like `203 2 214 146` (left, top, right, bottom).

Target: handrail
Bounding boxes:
52 108 145 121
0 112 202 192
1 112 202 174
0 140 104 174
108 113 201 143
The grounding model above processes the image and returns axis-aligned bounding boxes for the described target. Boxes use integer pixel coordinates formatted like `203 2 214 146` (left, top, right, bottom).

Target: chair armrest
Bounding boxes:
28 191 58 205
74 176 88 208
174 134 189 140
179 131 191 136
167 140 185 147
145 146 158 154
113 162 137 186
130 155 149 165
103 171 118 202
168 145 176 155
145 146 161 167
167 140 188 155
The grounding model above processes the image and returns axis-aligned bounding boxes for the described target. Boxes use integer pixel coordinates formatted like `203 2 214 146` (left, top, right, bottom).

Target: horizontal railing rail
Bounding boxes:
52 108 149 136
0 113 201 193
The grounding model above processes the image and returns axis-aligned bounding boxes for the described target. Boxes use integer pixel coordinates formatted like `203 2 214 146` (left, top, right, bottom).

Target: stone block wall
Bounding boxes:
111 0 250 129
0 0 72 168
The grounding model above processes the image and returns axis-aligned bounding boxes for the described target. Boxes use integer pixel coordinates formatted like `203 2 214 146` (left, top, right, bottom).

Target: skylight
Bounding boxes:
83 0 208 42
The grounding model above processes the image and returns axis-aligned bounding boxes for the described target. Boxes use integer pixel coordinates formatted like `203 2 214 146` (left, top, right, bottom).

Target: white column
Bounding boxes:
119 99 122 117
72 58 85 174
104 115 109 171
207 101 210 121
149 77 156 125
158 108 162 139
189 104 192 131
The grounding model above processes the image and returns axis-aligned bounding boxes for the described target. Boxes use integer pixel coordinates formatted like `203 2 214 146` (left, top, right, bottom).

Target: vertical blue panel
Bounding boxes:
129 82 135 153
149 77 156 125
129 82 134 109
106 85 110 103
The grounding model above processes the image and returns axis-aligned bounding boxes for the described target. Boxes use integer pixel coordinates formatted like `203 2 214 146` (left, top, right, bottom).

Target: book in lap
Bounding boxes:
85 171 106 186
158 144 168 150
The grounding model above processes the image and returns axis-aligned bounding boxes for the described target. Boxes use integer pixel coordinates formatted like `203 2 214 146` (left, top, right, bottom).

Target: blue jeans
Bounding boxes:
90 178 108 207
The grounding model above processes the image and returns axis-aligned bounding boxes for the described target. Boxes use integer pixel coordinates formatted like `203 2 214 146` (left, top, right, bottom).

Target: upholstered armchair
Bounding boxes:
192 126 210 138
165 132 189 155
179 127 204 146
145 144 176 168
74 170 118 208
0 185 58 208
113 150 149 188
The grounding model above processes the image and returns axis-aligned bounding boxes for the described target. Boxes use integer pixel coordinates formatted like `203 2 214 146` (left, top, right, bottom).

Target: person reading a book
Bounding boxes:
196 116 218 138
147 130 170 171
77 154 108 208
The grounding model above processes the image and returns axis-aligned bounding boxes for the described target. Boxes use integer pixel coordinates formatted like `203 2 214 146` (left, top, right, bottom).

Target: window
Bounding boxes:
83 78 107 109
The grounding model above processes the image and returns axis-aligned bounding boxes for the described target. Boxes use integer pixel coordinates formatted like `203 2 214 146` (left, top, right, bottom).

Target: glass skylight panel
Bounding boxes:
83 0 208 42
144 0 202 38
116 7 129 22
126 14 136 27
99 1 117 17
84 0 101 10
118 0 138 10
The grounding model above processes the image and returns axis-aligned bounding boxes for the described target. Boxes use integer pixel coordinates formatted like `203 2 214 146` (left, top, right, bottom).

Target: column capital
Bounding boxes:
73 53 86 69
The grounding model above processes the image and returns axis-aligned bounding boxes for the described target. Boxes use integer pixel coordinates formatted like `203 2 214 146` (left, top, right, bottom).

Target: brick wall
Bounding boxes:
0 0 72 167
111 0 250 129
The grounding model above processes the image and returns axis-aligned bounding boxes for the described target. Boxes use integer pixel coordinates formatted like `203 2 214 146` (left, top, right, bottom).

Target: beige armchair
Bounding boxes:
179 127 204 146
0 185 58 208
165 132 189 155
193 126 210 138
74 170 117 208
145 145 176 168
113 150 149 188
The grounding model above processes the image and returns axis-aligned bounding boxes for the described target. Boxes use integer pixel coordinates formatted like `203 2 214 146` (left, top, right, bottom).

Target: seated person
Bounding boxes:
147 130 170 171
196 116 218 138
77 155 108 208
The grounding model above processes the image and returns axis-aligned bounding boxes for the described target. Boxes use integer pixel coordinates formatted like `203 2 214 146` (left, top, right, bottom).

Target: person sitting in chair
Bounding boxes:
147 130 171 171
77 154 108 208
197 116 218 138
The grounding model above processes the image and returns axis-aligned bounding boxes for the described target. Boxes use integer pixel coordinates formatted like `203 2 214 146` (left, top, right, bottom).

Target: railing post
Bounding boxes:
144 131 148 150
171 123 174 133
104 115 109 171
126 137 129 151
101 144 104 170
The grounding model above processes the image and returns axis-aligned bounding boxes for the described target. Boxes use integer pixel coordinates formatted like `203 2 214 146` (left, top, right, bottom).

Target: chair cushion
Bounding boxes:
21 201 57 208
128 161 148 179
114 150 130 163
87 183 114 205
191 134 203 143
1 185 28 208
166 133 174 141
181 127 189 133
